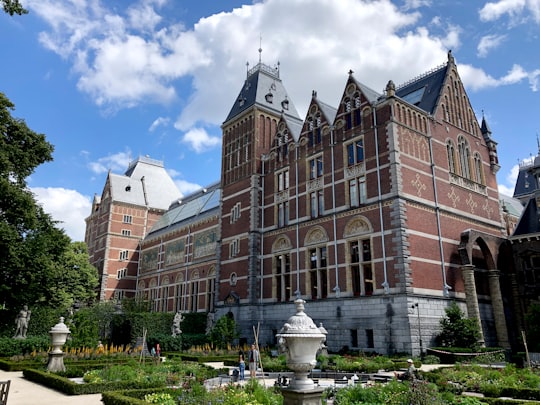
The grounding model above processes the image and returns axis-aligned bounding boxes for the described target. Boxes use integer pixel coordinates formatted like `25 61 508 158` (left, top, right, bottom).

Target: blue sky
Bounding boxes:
2 0 540 241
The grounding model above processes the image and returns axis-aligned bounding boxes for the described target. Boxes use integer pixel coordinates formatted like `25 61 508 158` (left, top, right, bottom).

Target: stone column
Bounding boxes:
488 269 510 349
461 264 485 346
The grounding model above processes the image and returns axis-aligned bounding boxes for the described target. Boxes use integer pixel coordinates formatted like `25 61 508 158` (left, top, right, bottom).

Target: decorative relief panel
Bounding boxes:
305 226 329 246
165 240 185 265
272 236 292 252
343 217 372 237
449 173 487 195
307 178 323 191
275 190 289 203
194 229 217 259
399 128 429 162
345 163 365 179
141 247 159 273
466 193 478 214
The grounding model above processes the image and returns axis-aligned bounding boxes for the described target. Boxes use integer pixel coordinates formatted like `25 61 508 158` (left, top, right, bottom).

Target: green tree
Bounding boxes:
2 0 27 15
0 93 98 334
436 302 481 349
209 313 240 349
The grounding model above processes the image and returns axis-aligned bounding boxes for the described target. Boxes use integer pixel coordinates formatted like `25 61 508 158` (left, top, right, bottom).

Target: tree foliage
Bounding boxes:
2 0 27 15
436 302 481 349
0 93 98 334
209 313 240 349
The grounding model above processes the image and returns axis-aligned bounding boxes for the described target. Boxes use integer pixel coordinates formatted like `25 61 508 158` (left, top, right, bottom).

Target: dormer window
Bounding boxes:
265 92 273 103
281 98 289 110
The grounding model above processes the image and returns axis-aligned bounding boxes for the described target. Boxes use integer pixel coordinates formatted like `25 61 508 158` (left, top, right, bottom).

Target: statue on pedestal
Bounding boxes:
13 305 30 339
172 312 183 337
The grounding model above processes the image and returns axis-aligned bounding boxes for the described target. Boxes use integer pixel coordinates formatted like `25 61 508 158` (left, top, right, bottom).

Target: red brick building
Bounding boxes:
85 156 181 301
88 52 523 355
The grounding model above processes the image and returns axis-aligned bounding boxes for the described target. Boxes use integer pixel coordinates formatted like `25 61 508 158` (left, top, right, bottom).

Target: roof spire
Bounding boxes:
537 131 540 155
258 34 262 64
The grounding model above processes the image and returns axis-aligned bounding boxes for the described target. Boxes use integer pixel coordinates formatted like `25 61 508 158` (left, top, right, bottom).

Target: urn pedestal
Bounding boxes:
276 299 327 405
47 317 70 372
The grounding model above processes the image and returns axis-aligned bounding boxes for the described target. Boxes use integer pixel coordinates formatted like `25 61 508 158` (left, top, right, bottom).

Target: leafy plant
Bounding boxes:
208 313 240 349
436 303 480 349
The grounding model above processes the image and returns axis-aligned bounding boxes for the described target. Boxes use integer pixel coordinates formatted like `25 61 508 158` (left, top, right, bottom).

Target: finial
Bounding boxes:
537 131 540 155
448 49 454 64
312 90 317 98
259 34 262 63
348 69 354 75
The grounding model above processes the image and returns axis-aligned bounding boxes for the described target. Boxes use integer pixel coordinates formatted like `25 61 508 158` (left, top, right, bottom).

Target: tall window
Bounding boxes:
277 170 289 191
308 114 322 147
229 239 239 257
309 156 323 179
278 132 289 161
117 268 127 279
473 152 484 184
123 215 132 224
310 190 324 218
119 250 129 261
349 177 366 207
350 239 374 296
458 135 471 179
309 247 328 299
278 202 289 227
446 140 456 173
275 254 291 302
190 281 199 311
346 139 364 166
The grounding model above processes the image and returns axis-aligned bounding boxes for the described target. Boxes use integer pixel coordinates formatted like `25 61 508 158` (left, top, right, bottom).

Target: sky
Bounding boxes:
2 0 540 242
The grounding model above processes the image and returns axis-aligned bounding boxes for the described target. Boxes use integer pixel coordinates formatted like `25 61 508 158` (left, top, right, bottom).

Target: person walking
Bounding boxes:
248 344 259 379
238 350 245 381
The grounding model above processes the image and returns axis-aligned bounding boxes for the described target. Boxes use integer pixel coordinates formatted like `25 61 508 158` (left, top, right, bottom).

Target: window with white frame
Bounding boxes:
277 169 289 191
346 138 364 166
117 268 128 279
278 201 289 227
274 253 291 302
121 229 131 236
229 238 240 257
230 202 241 223
308 246 328 299
310 190 324 218
119 250 129 261
350 239 374 296
123 215 132 224
309 156 323 179
349 177 366 207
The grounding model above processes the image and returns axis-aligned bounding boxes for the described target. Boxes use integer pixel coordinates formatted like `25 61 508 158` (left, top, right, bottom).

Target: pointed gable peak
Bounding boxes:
225 60 300 124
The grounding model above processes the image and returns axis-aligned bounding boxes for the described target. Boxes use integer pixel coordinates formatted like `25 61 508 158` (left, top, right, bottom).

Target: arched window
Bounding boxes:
458 135 471 179
473 152 484 184
446 140 456 174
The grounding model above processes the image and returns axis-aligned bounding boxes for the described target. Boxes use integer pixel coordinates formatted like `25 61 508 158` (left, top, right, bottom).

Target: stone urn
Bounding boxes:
47 317 71 372
276 299 327 390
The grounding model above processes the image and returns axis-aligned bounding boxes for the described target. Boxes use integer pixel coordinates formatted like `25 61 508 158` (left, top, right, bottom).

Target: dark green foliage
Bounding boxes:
2 0 27 15
436 302 481 349
0 335 50 357
208 313 240 349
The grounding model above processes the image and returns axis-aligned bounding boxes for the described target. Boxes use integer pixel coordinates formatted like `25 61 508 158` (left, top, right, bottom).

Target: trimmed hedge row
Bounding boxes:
102 388 175 405
23 368 167 395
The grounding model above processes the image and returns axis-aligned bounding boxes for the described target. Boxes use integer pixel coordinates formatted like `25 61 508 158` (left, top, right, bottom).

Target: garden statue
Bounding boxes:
13 305 31 339
172 312 183 337
205 311 215 334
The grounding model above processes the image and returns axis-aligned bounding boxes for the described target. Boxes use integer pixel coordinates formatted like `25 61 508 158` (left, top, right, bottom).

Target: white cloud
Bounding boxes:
149 116 170 132
479 0 538 23
32 187 92 242
181 127 221 153
174 179 203 197
477 34 506 57
88 150 132 174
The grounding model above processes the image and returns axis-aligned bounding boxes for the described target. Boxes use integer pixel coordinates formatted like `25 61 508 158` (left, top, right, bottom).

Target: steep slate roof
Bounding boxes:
225 62 301 123
108 156 181 210
512 195 540 236
283 114 303 141
513 158 540 201
318 99 338 124
500 193 525 219
394 62 448 115
147 182 221 237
